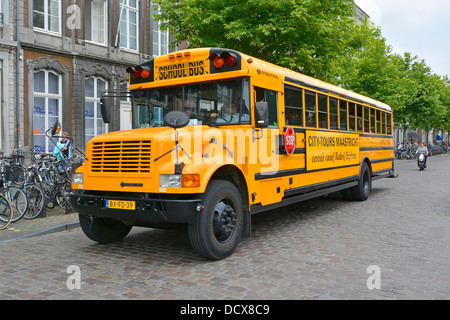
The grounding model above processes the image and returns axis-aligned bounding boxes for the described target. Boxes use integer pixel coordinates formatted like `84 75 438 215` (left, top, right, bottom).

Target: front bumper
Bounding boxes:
69 192 202 223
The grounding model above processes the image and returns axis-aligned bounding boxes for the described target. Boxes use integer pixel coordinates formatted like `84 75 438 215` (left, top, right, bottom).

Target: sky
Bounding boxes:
354 0 450 78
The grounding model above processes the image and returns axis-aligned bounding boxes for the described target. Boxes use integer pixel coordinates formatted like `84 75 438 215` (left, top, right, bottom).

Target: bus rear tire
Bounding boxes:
79 215 132 244
351 163 371 201
188 180 244 260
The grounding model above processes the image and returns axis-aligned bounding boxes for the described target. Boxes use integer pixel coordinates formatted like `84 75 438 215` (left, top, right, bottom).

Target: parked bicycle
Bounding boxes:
0 156 28 223
0 193 13 230
399 147 417 160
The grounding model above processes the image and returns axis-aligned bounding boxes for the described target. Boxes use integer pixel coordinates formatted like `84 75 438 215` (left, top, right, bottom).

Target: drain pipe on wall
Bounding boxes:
16 0 21 152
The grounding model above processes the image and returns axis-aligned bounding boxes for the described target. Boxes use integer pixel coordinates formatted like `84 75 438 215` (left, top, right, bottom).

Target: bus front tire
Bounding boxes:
79 215 132 244
188 180 244 260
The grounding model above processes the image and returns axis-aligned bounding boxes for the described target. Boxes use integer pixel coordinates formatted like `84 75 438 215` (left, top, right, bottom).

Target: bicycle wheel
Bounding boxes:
55 179 73 213
0 194 13 230
41 169 59 199
23 184 46 220
4 186 28 222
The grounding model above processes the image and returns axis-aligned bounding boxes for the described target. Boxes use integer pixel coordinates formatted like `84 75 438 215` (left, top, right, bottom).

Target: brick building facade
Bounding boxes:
0 0 174 156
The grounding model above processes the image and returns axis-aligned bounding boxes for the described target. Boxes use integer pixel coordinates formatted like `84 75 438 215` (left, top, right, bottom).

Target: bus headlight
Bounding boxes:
160 174 200 188
73 173 84 184
160 175 182 188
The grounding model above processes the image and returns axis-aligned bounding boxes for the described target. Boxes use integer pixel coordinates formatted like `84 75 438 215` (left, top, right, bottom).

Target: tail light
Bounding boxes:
224 52 237 67
135 66 151 79
209 50 239 71
127 65 151 80
212 55 225 68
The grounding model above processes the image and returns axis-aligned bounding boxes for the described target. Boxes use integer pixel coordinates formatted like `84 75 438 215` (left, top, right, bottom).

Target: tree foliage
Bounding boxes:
153 0 450 138
153 0 358 80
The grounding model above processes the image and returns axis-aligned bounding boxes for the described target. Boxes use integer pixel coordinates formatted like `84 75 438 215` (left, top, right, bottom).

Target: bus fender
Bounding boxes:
359 156 373 177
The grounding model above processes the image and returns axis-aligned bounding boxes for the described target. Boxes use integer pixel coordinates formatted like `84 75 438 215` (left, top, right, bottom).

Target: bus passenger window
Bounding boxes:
370 108 376 133
284 86 303 126
387 114 392 134
381 112 386 134
339 100 347 130
348 102 355 131
305 90 316 128
364 106 370 133
357 105 363 132
376 110 381 133
329 98 338 130
318 94 328 129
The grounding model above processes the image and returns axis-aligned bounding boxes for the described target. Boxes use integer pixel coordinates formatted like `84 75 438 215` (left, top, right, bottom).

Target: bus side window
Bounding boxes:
370 108 376 133
357 104 363 132
329 97 338 130
348 102 356 131
284 86 303 126
255 86 278 127
364 106 370 133
381 112 386 134
318 94 328 129
376 110 381 134
387 113 392 134
339 100 347 130
305 90 317 128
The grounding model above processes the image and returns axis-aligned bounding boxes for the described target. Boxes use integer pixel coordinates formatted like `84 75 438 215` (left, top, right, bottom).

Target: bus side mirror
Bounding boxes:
255 102 268 128
100 97 112 124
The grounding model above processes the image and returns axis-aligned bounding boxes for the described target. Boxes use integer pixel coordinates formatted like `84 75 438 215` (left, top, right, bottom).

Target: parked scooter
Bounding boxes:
417 152 426 171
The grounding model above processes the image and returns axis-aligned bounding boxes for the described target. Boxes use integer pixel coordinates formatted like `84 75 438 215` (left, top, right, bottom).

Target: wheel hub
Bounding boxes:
213 201 237 243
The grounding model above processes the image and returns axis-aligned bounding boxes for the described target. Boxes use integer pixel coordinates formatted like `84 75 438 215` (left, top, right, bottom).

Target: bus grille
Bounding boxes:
90 140 152 173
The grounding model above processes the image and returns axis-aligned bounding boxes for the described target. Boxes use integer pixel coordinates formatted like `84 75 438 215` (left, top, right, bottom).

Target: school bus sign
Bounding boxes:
306 131 359 171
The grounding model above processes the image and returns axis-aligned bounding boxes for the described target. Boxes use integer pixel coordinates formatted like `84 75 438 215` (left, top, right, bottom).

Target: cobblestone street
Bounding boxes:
0 155 449 301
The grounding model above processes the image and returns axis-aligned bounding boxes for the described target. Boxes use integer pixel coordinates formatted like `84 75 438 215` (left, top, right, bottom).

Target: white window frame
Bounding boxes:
119 0 139 51
90 0 108 45
85 77 109 149
152 4 169 57
33 70 63 153
33 0 61 35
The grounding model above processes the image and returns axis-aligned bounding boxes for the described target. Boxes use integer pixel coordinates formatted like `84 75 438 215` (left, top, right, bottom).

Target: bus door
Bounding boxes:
254 87 282 205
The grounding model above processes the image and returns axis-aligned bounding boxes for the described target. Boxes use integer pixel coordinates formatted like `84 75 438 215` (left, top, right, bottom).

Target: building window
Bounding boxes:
152 4 169 57
33 0 61 34
85 0 108 45
33 70 62 153
119 0 139 51
85 77 108 149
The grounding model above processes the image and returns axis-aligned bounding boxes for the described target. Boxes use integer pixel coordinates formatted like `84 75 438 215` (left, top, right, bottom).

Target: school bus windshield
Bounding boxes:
132 78 250 128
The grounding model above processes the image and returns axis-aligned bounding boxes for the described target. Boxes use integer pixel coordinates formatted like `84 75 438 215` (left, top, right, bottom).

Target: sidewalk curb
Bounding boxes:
0 222 80 243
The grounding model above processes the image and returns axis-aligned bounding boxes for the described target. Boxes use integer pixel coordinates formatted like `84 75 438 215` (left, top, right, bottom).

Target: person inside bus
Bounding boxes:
211 102 249 123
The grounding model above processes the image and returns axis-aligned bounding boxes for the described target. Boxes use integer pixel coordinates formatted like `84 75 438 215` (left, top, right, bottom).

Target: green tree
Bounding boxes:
153 0 360 80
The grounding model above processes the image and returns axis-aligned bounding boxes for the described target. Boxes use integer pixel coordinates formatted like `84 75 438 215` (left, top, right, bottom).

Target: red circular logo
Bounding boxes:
284 127 296 155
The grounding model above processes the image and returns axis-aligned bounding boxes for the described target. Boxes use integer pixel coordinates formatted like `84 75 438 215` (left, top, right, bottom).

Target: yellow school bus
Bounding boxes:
70 48 395 260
